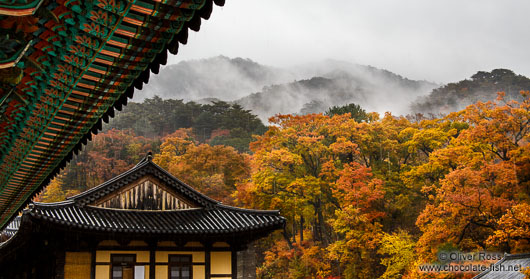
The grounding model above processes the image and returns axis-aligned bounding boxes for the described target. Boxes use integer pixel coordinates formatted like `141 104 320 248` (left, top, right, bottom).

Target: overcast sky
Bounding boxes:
169 0 530 83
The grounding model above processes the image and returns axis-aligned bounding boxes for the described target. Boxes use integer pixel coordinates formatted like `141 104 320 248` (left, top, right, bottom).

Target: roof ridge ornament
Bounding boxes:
147 151 153 161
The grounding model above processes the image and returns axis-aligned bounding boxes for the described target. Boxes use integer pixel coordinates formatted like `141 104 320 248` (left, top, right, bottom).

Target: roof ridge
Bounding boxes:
84 205 202 213
133 152 152 167
471 252 527 279
215 203 281 215
31 200 75 207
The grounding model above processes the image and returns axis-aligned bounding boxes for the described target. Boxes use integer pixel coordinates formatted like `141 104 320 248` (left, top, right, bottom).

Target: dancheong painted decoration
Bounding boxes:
0 0 226 230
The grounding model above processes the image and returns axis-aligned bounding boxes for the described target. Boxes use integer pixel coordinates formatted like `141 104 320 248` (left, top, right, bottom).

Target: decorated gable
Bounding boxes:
93 177 195 210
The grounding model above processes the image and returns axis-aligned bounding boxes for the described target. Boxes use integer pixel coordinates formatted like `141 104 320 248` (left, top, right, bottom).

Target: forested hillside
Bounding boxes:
105 96 266 150
411 69 530 114
38 91 530 279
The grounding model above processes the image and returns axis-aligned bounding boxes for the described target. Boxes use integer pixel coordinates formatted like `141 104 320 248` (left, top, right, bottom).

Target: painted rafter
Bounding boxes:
0 0 225 229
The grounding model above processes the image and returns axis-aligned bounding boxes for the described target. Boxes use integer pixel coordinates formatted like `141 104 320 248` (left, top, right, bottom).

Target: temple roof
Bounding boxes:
0 156 285 247
0 216 19 240
0 0 226 230
27 201 284 235
473 253 530 279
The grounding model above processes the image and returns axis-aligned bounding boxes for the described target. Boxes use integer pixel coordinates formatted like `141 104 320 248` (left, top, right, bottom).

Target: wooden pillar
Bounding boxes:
55 244 65 279
90 249 96 279
149 243 156 279
205 249 211 279
231 250 237 279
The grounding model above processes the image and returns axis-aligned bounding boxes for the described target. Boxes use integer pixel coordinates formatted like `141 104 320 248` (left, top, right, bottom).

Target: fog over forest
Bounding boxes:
138 56 439 121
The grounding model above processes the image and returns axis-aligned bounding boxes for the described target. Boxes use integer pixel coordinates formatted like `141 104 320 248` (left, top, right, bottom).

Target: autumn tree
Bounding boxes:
39 178 66 203
415 92 530 266
153 129 251 204
241 113 387 278
107 97 266 151
377 230 416 279
59 129 160 191
38 175 80 203
487 202 530 252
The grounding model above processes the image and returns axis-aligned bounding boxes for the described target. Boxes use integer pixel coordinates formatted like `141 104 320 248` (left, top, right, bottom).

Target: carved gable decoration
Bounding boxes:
68 156 219 209
93 178 196 210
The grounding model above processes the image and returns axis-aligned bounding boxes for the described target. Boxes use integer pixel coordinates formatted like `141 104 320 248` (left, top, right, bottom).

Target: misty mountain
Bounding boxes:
235 68 437 122
138 56 438 122
411 69 530 115
138 56 297 101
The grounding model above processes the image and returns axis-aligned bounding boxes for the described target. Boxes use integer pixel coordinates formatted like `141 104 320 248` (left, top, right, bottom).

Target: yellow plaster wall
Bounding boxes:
155 265 168 279
211 252 231 275
128 240 148 246
184 241 203 248
155 251 204 263
137 251 150 262
193 266 205 279
157 241 176 247
96 250 149 263
212 242 230 248
95 265 109 279
94 250 207 279
64 252 91 279
98 240 120 246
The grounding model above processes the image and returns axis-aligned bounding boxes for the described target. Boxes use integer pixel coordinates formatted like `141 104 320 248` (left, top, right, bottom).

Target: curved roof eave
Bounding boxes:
0 0 227 230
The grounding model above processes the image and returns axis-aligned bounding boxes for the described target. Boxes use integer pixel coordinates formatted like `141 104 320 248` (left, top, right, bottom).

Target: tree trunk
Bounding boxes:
299 215 304 242
292 220 296 243
316 198 329 246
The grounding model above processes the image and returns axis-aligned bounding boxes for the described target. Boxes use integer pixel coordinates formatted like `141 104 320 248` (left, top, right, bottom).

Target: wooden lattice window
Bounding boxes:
111 254 136 279
169 255 193 279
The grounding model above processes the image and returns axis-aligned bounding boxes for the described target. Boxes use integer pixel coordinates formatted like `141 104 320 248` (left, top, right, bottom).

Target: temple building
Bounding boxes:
0 155 285 279
0 1 285 278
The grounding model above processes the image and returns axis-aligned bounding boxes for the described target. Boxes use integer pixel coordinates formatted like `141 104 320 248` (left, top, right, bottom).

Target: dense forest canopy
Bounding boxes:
36 68 530 278
105 96 266 151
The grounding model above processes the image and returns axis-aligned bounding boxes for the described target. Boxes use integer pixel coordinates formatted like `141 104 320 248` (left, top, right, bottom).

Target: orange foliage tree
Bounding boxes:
487 202 530 253
153 129 250 204
414 92 530 272
238 113 387 278
61 129 159 190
